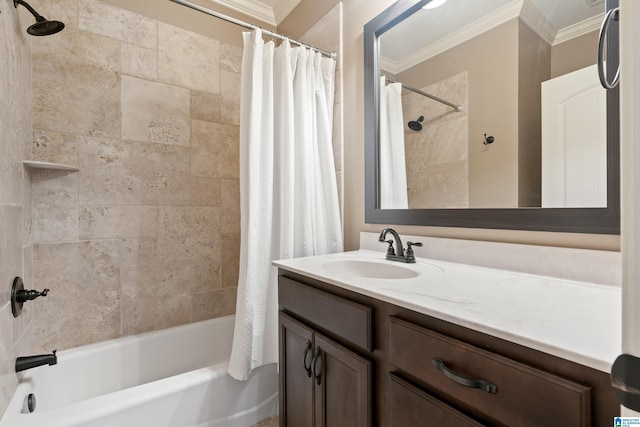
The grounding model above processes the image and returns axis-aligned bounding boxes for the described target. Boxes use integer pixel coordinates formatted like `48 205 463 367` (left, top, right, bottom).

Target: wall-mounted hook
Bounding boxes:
483 134 495 145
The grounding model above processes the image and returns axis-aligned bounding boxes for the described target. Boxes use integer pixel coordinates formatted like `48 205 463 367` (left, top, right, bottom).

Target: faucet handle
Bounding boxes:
406 241 423 261
384 239 396 256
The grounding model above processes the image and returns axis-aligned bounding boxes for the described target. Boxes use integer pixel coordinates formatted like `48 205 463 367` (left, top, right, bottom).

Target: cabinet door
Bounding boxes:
313 333 372 427
279 312 314 427
389 374 486 427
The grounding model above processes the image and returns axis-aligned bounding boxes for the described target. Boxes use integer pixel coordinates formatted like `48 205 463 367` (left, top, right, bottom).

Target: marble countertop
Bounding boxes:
274 250 621 373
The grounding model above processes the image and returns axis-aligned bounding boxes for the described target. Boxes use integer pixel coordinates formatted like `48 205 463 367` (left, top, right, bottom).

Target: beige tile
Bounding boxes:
410 161 468 209
191 177 221 207
191 90 221 123
191 120 240 179
121 43 157 80
220 43 242 74
218 43 242 126
221 233 240 288
79 206 158 239
33 241 121 352
0 207 22 305
121 76 190 146
0 122 22 207
33 29 121 139
192 287 237 322
157 206 219 262
33 0 79 29
78 0 157 49
31 171 79 244
158 22 219 93
117 238 159 272
120 267 193 335
220 179 240 233
31 130 78 167
78 136 190 206
157 206 221 292
119 237 220 296
220 69 241 126
22 169 33 246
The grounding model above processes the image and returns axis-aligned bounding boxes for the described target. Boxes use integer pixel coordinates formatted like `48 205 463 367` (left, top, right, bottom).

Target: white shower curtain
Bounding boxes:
228 29 343 381
379 77 409 209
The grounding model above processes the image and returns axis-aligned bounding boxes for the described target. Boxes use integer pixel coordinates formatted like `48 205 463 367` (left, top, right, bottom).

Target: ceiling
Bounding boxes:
203 0 301 26
380 0 606 73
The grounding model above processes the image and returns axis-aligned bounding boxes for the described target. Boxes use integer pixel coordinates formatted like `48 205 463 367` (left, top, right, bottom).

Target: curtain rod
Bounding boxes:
168 0 337 59
385 77 462 112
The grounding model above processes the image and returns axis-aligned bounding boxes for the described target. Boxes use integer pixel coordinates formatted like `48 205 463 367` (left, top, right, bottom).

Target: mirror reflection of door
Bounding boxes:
541 64 607 208
378 0 606 209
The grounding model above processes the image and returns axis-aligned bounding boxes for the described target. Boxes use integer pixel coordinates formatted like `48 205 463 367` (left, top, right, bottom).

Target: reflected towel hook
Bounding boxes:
483 134 495 145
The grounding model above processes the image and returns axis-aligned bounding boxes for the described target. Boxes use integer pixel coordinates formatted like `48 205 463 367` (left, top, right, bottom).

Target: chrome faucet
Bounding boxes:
15 350 57 372
378 228 422 263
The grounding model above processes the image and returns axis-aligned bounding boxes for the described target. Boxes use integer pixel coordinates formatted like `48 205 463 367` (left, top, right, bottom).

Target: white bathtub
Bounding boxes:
0 315 278 427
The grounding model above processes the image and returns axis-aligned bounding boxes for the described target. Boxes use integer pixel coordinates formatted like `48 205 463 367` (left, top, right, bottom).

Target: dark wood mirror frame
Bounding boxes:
364 0 620 234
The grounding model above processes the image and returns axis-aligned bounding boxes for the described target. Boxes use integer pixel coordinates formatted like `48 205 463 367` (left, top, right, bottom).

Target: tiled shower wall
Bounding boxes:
29 0 242 353
0 0 34 414
402 71 468 209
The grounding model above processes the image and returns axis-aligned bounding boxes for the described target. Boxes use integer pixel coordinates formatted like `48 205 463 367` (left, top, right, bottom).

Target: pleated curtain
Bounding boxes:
228 29 343 381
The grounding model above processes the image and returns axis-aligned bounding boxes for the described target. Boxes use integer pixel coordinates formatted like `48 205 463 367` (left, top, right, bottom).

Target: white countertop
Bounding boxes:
274 250 621 373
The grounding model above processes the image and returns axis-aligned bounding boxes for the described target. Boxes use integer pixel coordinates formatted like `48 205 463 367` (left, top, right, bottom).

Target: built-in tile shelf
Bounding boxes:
22 161 79 171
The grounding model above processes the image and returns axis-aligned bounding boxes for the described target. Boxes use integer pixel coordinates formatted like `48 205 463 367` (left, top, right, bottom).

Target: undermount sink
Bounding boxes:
322 259 420 279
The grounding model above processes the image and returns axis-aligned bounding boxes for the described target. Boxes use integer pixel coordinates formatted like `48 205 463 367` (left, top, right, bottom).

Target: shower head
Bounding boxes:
408 116 424 131
14 0 65 36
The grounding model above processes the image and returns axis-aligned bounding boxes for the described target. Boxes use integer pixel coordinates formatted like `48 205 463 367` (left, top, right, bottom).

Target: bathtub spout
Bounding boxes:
16 350 57 372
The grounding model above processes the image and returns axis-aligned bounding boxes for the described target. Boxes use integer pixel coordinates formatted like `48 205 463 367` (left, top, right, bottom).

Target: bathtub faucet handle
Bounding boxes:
16 287 49 303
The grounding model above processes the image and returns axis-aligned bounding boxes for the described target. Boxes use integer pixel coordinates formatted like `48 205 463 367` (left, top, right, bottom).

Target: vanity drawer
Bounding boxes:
390 373 486 427
389 317 591 427
278 276 373 351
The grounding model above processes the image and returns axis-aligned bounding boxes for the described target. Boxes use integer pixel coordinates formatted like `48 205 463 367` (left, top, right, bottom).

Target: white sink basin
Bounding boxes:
322 259 420 279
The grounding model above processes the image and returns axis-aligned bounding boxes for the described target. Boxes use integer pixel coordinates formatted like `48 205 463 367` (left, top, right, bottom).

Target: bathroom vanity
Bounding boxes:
275 251 619 426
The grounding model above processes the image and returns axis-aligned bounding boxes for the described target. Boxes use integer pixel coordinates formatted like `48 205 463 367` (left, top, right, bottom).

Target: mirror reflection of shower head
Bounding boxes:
13 0 65 36
408 116 424 131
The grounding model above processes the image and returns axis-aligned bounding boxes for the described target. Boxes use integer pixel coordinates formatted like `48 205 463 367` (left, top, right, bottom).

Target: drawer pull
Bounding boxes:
312 347 323 386
303 340 313 377
432 357 497 394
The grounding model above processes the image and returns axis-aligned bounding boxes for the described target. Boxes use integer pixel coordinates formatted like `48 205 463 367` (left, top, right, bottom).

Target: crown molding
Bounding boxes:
519 0 556 44
382 0 600 75
202 0 301 26
272 0 301 25
383 0 524 75
553 13 604 45
203 0 276 26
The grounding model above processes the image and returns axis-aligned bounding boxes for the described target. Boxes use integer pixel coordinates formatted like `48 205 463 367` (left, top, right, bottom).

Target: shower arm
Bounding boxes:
385 77 462 112
13 0 44 20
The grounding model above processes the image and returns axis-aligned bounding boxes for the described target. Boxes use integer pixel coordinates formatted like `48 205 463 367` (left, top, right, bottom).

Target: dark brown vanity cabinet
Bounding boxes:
278 272 618 427
278 277 373 427
388 317 591 427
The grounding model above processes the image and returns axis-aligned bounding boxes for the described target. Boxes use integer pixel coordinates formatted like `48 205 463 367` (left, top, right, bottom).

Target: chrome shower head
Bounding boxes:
14 0 65 36
408 115 424 131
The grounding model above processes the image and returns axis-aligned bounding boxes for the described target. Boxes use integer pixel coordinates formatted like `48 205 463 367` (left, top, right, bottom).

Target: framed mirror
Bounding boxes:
364 0 620 233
